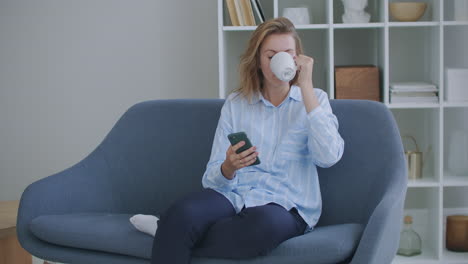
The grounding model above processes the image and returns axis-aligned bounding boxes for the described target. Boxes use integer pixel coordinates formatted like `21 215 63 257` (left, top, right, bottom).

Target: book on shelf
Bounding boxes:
390 89 439 104
390 82 438 92
250 0 265 23
390 96 439 104
226 0 240 26
239 0 256 26
226 0 259 26
390 82 439 104
390 91 438 97
234 0 246 26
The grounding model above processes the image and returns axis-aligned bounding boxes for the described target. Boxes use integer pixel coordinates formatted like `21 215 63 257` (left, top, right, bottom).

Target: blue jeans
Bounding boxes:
151 188 307 264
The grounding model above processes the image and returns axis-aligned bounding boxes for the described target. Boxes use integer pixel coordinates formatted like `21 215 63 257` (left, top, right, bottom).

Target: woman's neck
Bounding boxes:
262 83 290 107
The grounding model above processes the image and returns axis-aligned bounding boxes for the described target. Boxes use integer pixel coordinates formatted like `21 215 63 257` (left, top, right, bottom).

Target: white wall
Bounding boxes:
0 0 219 200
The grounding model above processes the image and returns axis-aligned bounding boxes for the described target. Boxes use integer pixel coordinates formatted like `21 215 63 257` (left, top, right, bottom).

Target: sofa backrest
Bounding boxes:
317 100 406 226
97 98 405 225
98 99 224 215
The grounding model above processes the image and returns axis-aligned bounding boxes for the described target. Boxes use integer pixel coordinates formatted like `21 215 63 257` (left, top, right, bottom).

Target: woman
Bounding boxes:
131 17 344 263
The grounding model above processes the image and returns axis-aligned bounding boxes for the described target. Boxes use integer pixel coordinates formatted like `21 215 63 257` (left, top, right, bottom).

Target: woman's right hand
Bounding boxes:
221 141 259 180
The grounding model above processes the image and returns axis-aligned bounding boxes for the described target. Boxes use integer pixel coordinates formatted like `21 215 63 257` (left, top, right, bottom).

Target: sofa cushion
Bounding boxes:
30 213 363 263
30 213 154 259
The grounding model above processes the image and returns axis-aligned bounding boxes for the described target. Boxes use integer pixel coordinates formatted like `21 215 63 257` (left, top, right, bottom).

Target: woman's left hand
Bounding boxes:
294 54 314 87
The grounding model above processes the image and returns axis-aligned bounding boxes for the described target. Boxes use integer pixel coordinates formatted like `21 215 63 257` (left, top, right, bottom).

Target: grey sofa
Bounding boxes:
17 99 407 264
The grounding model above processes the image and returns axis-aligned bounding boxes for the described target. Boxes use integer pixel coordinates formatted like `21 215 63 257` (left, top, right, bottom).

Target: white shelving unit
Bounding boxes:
218 0 468 263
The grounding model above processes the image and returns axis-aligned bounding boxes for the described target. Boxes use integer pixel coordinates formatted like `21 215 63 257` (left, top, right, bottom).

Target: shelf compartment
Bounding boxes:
408 178 440 188
393 250 439 264
442 248 468 263
443 25 468 104
444 0 468 22
333 28 384 101
221 31 252 95
388 22 440 27
443 25 468 105
444 25 468 70
389 27 441 100
334 27 385 67
444 175 468 187
294 24 329 29
391 108 441 183
388 0 441 22
443 21 468 26
387 103 441 109
222 0 274 27
332 23 385 28
297 29 329 94
443 102 468 108
223 26 257 31
396 187 441 263
333 0 384 24
443 187 468 262
443 108 468 178
278 0 328 25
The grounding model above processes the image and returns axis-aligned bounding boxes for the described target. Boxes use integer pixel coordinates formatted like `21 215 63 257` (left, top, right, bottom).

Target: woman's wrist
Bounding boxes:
298 82 320 113
221 162 236 180
297 79 313 90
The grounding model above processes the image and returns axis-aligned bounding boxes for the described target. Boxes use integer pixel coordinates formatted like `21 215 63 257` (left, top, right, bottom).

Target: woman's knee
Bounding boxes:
160 198 201 230
159 189 233 231
243 205 300 243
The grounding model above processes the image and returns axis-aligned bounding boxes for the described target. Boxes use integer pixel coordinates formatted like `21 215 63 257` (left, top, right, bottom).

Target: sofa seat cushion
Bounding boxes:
255 223 364 264
30 213 154 259
30 213 363 263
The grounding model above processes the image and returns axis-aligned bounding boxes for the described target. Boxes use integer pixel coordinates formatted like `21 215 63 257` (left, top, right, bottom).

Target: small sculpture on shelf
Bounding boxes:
341 0 371 23
282 7 311 25
398 215 422 256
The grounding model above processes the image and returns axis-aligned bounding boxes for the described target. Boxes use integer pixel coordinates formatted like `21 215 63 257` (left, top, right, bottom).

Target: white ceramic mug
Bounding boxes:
270 52 297 82
282 7 311 25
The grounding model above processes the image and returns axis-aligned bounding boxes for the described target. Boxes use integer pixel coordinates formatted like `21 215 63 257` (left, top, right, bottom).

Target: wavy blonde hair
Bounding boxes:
233 17 304 101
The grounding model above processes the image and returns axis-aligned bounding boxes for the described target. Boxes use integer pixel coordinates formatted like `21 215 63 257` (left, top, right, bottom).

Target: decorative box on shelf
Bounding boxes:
334 65 380 101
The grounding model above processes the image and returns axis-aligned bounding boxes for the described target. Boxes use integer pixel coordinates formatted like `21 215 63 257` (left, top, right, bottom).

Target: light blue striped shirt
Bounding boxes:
202 85 344 230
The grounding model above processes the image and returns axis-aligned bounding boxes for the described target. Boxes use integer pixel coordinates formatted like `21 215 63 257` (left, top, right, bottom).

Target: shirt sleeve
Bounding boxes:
201 97 239 191
305 89 344 168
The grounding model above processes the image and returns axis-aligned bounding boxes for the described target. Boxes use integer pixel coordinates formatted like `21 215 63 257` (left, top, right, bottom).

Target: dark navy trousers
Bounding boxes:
151 188 307 264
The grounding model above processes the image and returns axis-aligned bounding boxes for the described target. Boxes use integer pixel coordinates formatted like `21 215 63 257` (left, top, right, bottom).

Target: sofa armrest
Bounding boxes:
349 156 407 264
17 146 117 254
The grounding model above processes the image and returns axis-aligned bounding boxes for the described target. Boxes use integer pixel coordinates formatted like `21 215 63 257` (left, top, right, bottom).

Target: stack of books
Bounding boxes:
226 0 265 26
390 82 439 104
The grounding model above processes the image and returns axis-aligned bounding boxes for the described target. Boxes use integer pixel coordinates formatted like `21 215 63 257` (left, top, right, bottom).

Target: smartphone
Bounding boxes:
227 132 260 166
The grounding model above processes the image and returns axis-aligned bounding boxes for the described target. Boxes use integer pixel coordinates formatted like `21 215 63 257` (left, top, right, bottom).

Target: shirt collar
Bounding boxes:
250 85 302 105
289 85 302 102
